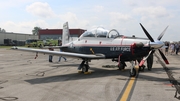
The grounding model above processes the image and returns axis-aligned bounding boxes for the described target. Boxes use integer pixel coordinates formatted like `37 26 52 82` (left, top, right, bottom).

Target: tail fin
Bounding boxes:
62 22 71 45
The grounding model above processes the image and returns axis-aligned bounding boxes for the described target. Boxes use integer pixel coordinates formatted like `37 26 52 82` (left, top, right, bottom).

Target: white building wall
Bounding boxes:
4 33 15 39
0 33 4 45
26 35 38 40
16 34 26 41
0 32 38 45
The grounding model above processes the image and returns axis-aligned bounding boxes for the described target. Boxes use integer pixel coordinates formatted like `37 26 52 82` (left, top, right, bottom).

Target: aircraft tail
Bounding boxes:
62 22 71 45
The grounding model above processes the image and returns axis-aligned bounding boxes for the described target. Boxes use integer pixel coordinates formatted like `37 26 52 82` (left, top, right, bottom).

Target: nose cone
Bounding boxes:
150 40 164 49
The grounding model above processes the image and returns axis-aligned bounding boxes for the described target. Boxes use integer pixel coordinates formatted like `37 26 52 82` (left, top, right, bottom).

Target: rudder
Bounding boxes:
62 22 71 45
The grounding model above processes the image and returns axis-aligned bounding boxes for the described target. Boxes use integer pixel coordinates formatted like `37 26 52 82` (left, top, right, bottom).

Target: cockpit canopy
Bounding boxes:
80 27 120 38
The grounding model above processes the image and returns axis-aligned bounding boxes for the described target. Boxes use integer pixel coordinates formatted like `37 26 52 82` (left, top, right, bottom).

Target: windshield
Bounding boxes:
81 27 109 38
79 27 120 39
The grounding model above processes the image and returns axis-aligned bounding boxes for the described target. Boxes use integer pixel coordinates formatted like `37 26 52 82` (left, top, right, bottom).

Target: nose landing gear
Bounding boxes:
129 61 137 77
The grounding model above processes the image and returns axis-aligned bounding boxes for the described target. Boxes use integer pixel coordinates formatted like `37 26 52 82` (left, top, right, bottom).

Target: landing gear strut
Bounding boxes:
117 55 126 70
129 61 136 77
78 60 90 73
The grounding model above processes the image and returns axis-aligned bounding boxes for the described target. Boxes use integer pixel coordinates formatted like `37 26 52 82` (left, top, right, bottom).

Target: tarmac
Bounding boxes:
0 48 180 101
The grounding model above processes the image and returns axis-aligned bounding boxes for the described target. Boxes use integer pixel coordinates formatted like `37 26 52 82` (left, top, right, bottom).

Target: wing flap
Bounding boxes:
11 47 105 59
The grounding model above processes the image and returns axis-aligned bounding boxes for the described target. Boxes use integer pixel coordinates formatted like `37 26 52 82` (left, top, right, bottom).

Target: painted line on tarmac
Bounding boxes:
116 67 139 101
154 52 180 98
120 77 137 101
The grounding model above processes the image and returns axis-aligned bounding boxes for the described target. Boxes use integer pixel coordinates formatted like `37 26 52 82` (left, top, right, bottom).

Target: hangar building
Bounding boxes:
0 32 38 45
38 29 86 40
0 28 86 45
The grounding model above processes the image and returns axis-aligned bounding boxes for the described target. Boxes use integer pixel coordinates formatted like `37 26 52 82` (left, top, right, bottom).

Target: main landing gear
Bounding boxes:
78 60 90 73
139 65 145 71
118 61 136 77
118 61 126 70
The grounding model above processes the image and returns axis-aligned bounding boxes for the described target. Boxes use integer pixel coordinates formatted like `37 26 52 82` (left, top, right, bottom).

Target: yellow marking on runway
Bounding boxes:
120 66 139 101
120 77 136 101
121 69 126 71
84 72 92 74
78 71 82 73
78 71 92 74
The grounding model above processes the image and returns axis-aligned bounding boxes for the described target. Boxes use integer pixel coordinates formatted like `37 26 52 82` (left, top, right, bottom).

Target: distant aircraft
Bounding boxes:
12 22 169 77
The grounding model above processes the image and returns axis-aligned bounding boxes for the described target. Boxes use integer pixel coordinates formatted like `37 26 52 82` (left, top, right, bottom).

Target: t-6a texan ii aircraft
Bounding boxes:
12 22 169 77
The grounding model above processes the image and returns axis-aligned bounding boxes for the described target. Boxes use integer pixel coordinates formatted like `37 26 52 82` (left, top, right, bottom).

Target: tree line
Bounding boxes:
32 26 41 35
0 28 6 32
0 26 41 35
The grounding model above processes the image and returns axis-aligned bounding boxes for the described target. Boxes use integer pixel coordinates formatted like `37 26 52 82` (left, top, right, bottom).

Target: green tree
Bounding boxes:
1 29 6 32
0 28 6 32
32 27 41 35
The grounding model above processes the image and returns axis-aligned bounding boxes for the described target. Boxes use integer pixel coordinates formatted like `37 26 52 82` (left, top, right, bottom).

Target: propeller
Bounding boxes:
139 50 153 66
157 26 169 40
139 23 169 67
140 23 154 42
158 49 169 64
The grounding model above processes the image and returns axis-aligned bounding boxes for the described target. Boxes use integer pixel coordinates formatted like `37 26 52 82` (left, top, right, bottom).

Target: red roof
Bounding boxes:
39 29 86 35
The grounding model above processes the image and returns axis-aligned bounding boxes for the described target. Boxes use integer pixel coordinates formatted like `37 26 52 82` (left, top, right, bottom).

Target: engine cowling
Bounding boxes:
131 42 144 55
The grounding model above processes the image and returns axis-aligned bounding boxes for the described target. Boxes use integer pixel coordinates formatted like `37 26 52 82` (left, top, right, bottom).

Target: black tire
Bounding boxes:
118 65 124 70
130 68 136 77
118 62 126 70
139 65 145 72
82 64 88 73
147 54 153 70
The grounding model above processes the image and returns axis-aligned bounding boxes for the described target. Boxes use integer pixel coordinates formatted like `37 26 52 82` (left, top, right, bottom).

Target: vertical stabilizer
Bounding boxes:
62 22 70 45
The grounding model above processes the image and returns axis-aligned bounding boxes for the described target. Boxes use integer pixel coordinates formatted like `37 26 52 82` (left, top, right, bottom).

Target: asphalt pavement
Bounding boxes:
0 48 180 101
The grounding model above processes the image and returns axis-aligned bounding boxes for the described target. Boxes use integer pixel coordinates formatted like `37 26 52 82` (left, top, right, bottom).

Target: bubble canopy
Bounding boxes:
79 27 120 38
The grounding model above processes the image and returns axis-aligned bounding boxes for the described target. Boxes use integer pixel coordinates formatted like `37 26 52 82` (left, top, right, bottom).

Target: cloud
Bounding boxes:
109 12 133 22
2 20 49 34
26 2 55 18
2 11 90 34
59 12 88 28
109 12 133 28
133 6 169 19
59 12 78 23
93 5 104 12
0 0 35 9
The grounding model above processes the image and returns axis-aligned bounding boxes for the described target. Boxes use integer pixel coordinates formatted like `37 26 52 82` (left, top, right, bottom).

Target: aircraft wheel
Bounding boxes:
82 64 88 73
147 65 152 70
130 68 136 77
147 54 153 71
118 63 125 70
139 65 145 72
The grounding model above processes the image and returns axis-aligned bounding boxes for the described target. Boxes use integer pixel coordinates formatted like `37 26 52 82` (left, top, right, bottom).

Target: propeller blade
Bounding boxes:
157 26 169 40
140 23 154 42
147 53 153 70
139 60 145 67
158 49 169 64
139 50 153 66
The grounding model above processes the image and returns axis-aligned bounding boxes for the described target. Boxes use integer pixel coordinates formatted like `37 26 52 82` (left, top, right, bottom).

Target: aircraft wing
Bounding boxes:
11 47 105 59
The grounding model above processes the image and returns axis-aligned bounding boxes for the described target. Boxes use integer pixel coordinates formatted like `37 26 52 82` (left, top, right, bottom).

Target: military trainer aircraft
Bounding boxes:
12 22 169 77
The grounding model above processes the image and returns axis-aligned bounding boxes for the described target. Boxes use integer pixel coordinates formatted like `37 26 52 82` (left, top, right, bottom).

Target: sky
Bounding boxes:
0 0 180 41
